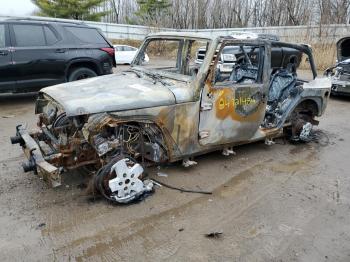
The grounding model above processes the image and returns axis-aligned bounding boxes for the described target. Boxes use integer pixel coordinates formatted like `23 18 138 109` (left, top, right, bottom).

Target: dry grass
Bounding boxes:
110 38 337 71
312 43 337 70
111 39 142 48
281 33 338 71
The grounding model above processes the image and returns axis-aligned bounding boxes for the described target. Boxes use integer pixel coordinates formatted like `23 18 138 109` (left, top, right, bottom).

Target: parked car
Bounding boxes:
325 36 350 96
114 44 149 64
12 32 331 204
0 18 115 94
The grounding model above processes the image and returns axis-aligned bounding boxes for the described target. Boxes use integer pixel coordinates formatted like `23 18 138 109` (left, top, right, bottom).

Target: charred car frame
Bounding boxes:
11 32 331 203
325 36 350 96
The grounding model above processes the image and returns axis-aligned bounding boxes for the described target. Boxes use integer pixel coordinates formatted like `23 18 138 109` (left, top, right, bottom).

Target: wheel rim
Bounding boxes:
96 157 153 204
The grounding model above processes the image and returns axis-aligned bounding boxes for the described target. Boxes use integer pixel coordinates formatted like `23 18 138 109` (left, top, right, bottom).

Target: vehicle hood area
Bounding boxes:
40 71 191 117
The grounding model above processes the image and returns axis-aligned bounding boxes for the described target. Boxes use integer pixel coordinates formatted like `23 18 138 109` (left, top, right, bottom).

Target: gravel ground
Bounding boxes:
1 81 350 261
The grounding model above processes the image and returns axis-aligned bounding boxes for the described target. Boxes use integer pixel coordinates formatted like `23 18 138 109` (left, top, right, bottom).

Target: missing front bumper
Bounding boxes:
11 125 61 187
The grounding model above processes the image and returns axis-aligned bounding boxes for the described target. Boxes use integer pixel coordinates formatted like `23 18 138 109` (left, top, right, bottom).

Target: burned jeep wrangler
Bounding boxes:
11 32 331 203
325 36 350 96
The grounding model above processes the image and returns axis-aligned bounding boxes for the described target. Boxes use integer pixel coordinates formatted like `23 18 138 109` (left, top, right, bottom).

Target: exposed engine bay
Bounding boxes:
14 101 169 203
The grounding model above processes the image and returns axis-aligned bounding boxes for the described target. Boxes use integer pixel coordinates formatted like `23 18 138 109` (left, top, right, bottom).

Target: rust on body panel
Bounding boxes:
213 88 264 122
11 31 331 196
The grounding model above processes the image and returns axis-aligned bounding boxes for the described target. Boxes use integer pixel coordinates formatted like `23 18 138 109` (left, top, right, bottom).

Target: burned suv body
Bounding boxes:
12 32 331 204
326 37 350 95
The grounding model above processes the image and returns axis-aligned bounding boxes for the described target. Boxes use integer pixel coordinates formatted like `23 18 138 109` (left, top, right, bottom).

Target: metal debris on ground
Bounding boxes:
1 115 15 118
265 138 276 146
290 128 330 146
222 147 236 156
182 159 198 168
205 231 223 239
157 172 168 177
36 223 46 230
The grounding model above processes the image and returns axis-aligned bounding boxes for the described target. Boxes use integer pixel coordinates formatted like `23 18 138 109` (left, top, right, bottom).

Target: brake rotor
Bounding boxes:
299 122 313 142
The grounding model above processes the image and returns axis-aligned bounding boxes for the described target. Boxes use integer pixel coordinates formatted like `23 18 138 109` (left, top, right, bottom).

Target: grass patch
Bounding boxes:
110 38 338 71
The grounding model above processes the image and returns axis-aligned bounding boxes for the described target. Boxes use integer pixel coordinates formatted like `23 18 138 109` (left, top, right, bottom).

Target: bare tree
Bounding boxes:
98 0 350 29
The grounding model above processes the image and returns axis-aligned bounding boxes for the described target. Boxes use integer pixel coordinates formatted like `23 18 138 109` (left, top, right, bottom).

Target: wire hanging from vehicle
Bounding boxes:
150 177 212 195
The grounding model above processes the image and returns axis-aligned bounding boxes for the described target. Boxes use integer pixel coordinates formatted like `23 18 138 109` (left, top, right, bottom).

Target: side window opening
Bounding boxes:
264 45 314 128
214 43 265 85
13 24 46 47
137 39 181 74
184 39 211 77
64 26 107 45
297 52 314 82
44 26 59 45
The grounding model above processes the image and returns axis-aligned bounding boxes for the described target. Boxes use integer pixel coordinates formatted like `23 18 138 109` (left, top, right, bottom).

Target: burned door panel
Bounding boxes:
199 41 269 146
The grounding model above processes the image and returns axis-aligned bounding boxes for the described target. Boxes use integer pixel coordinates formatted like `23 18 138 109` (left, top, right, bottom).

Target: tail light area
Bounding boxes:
100 47 116 66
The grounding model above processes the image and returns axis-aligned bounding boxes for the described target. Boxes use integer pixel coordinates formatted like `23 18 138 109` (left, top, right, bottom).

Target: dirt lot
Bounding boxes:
1 88 350 261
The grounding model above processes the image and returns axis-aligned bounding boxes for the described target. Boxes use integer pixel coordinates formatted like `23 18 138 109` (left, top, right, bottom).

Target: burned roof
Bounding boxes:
145 31 306 48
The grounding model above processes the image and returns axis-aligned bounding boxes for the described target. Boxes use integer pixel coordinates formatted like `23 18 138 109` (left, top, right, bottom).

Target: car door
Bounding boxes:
10 23 66 92
0 23 16 92
123 46 137 63
198 40 270 146
115 45 128 63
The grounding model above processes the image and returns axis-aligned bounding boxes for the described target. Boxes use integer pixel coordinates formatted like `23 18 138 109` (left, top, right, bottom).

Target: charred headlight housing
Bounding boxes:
35 92 50 114
35 93 65 126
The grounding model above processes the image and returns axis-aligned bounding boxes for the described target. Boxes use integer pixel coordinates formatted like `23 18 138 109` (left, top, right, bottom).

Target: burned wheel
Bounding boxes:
284 102 319 142
94 156 153 204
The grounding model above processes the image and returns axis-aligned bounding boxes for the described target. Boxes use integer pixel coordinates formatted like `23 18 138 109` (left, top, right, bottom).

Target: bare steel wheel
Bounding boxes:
286 102 319 142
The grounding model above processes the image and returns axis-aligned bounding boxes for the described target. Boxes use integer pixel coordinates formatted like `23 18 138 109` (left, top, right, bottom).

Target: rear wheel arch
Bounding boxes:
284 98 320 139
294 98 320 117
66 60 101 81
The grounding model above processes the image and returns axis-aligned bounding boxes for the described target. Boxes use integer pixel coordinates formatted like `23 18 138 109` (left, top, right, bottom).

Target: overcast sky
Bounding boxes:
0 0 37 16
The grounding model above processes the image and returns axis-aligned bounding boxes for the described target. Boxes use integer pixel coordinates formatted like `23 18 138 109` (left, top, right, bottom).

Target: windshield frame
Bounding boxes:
131 35 212 82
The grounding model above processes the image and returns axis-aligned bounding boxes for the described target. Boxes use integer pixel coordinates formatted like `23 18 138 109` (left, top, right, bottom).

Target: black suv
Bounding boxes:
0 18 116 93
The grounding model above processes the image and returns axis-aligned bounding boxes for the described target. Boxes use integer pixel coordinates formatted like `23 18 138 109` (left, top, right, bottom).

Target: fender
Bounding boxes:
276 95 322 129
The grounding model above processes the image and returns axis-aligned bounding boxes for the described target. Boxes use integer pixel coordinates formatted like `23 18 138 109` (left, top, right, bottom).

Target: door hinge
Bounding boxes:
199 131 210 139
201 102 213 111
